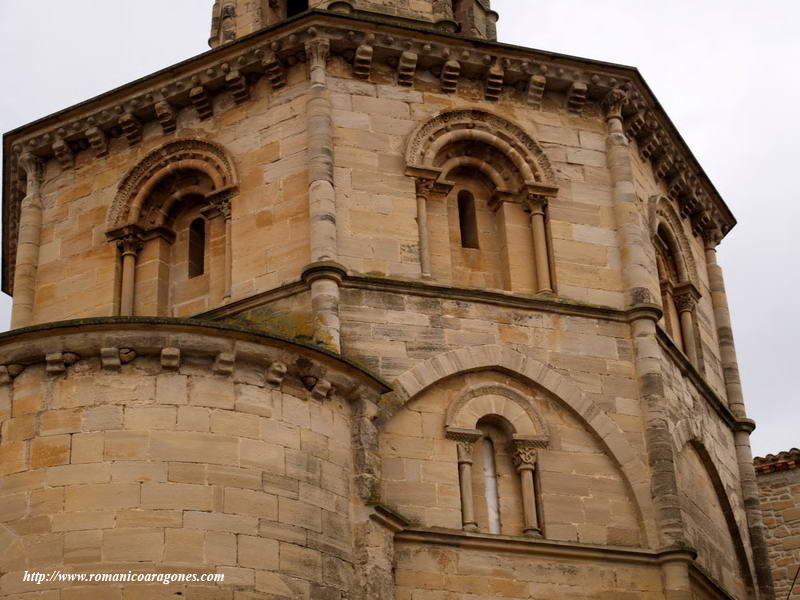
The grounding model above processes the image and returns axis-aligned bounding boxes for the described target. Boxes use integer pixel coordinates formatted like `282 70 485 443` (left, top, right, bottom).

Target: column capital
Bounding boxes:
702 225 723 250
414 177 436 199
305 36 331 68
445 427 482 464
113 227 144 257
522 193 548 215
673 281 700 314
18 152 44 197
602 87 629 121
511 437 547 471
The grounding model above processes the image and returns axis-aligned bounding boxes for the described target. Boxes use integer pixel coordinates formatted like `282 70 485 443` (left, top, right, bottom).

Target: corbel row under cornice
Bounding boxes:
2 10 735 293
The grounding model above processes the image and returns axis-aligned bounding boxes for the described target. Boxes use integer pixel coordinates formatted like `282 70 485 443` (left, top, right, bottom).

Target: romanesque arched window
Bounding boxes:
445 385 548 538
407 110 558 295
107 140 237 317
651 210 702 368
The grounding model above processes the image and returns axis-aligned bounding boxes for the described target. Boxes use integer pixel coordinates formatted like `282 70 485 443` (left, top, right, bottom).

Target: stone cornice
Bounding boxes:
0 316 391 395
3 10 735 294
198 270 633 323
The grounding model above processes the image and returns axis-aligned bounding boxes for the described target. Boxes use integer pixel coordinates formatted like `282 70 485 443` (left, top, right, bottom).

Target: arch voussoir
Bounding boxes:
385 344 657 547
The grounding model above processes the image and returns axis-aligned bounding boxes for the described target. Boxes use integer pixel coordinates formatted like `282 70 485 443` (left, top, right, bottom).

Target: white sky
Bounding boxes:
0 1 797 457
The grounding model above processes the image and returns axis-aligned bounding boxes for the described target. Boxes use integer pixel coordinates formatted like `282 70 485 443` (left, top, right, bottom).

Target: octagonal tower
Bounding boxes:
0 1 774 598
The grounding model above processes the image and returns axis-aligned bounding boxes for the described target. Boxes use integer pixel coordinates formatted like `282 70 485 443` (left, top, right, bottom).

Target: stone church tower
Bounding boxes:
0 1 775 598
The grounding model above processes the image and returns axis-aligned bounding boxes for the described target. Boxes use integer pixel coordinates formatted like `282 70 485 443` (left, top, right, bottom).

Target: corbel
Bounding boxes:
118 113 142 146
85 127 108 157
213 352 235 376
161 347 181 370
224 68 249 104
295 356 324 392
654 151 675 180
0 366 10 386
565 81 588 113
440 58 460 94
397 48 418 87
100 347 121 371
154 100 177 134
668 173 688 200
52 138 74 169
261 50 286 89
45 352 78 375
485 64 505 101
639 130 663 161
311 378 332 401
526 74 546 109
189 84 213 120
353 35 375 79
119 348 137 364
625 110 650 140
265 361 287 386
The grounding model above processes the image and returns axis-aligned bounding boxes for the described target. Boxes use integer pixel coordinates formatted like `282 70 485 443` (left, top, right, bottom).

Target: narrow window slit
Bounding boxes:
457 190 479 249
481 435 501 534
188 218 206 278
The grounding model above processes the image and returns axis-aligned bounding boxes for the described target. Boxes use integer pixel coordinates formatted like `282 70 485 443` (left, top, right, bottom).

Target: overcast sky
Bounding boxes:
0 1 797 457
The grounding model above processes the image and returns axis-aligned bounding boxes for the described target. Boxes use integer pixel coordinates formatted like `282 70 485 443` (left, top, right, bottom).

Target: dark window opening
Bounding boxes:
287 0 309 17
457 190 480 249
189 218 206 278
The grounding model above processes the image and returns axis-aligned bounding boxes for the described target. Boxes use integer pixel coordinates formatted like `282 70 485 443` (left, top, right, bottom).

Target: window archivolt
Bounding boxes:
107 140 237 317
649 196 703 367
446 384 547 538
407 109 558 294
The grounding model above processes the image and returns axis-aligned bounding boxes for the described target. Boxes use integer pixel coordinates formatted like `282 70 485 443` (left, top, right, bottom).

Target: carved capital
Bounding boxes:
702 225 723 249
445 427 482 464
673 281 700 313
523 193 548 215
456 441 475 464
512 446 538 470
305 37 330 68
414 178 435 199
602 87 629 120
511 436 548 470
116 233 143 257
18 152 43 197
207 190 233 220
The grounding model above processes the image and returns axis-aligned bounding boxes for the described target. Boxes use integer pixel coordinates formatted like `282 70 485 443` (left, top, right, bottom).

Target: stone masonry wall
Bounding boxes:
757 462 800 599
0 323 383 599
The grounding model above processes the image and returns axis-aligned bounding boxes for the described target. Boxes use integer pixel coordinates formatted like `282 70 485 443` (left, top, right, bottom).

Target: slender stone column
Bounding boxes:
456 441 479 532
210 194 233 302
117 233 143 317
603 89 686 553
447 428 481 532
305 36 341 352
525 194 553 294
10 153 44 329
704 229 775 599
512 444 542 537
414 179 433 279
673 286 699 366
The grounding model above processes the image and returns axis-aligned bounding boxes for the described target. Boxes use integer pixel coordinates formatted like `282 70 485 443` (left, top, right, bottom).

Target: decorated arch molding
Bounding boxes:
405 109 557 189
445 383 548 438
673 421 757 592
383 344 656 547
648 195 699 285
107 139 238 230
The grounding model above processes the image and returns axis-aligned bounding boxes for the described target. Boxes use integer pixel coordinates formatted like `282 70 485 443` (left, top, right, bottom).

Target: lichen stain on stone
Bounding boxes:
223 310 314 342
